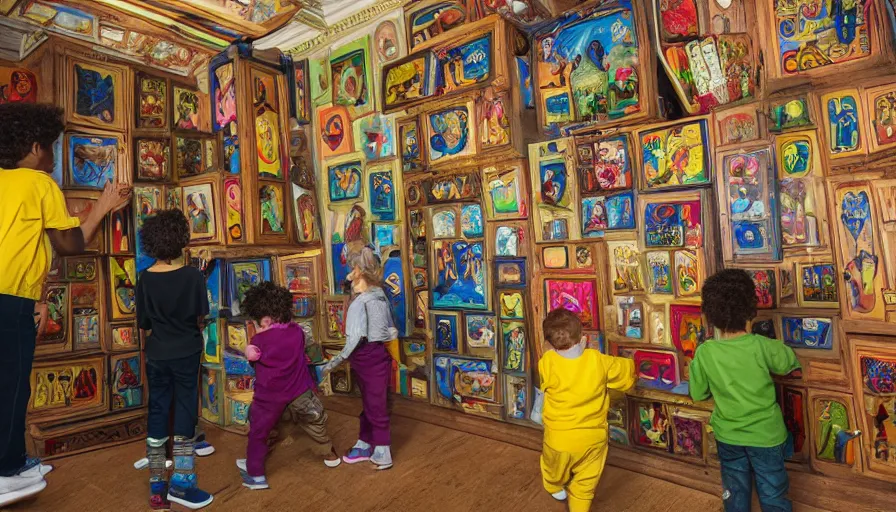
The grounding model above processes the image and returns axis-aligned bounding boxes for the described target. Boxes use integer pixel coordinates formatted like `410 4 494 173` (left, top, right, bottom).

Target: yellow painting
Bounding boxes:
29 357 106 416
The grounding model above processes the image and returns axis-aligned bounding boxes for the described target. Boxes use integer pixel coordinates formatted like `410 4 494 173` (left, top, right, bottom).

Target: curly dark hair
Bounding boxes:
139 209 190 260
701 269 758 333
242 281 293 324
543 308 583 350
0 104 64 168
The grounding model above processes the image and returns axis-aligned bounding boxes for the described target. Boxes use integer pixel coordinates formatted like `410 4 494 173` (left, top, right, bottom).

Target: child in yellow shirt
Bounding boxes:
539 308 636 511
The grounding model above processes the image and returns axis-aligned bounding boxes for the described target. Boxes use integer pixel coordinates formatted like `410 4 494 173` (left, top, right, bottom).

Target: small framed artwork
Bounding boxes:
501 320 526 372
808 390 861 471
291 181 318 243
108 204 133 254
110 352 144 411
66 55 127 132
65 256 98 282
634 349 680 392
180 179 220 244
542 246 569 270
426 99 477 166
573 245 595 272
203 321 221 364
135 72 168 130
67 301 97 353
637 118 712 191
493 222 523 257
483 163 527 220
65 132 123 190
505 375 529 422
397 115 425 174
715 105 761 148
673 249 702 298
774 130 823 179
327 157 363 203
630 400 670 451
614 297 644 340
65 193 103 253
796 262 839 308
424 170 481 204
250 66 285 179
368 164 397 221
258 182 288 236
172 84 206 132
36 284 69 355
134 138 170 181
106 323 139 353
431 239 488 310
781 316 833 350
354 113 395 162
746 268 778 309
28 356 107 420
465 314 496 353
477 87 512 151
330 35 374 119
768 97 812 133
319 105 354 158
544 279 598 329
577 133 634 193
499 291 525 319
607 240 645 295
864 83 896 153
108 256 137 321
432 311 461 353
381 52 437 112
228 259 272 316
174 134 218 179
224 177 245 244
460 204 483 238
324 296 347 342
496 258 526 288
201 365 224 425
819 88 866 159
279 255 319 295
670 303 707 378
293 58 311 124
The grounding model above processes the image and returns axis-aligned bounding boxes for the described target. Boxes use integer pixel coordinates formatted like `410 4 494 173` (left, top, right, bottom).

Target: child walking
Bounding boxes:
539 308 636 511
690 269 802 512
237 281 341 490
136 209 213 510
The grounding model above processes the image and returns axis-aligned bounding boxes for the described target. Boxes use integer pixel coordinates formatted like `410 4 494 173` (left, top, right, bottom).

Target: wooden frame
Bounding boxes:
817 88 868 160
635 116 714 192
714 103 763 149
795 262 840 309
669 406 711 462
528 137 579 243
432 310 463 354
109 351 145 412
179 174 223 246
70 280 103 352
807 388 864 477
28 355 108 422
105 322 139 353
133 137 171 182
64 54 128 132
322 295 348 345
134 70 169 131
107 255 137 321
424 97 478 168
63 130 127 190
864 82 896 153
172 132 218 180
28 409 146 460
36 282 71 357
849 335 896 480
397 114 427 174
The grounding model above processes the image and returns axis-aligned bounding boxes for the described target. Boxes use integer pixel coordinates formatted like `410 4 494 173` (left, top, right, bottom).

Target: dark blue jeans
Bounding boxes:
717 441 792 512
0 295 36 476
146 353 201 440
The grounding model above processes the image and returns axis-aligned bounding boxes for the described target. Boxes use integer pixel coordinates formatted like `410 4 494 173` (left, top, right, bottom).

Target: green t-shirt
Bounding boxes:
689 334 801 448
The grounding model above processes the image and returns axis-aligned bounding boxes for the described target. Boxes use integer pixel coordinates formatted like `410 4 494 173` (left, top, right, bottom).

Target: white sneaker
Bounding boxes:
370 446 393 470
551 489 568 501
18 464 52 478
0 475 46 506
236 459 247 472
195 441 215 457
133 457 173 470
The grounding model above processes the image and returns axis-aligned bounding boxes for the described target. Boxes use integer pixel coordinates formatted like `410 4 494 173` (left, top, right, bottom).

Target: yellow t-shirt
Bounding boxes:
0 168 80 300
539 348 636 451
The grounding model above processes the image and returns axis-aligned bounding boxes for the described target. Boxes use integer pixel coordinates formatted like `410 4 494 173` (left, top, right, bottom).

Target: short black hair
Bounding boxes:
0 103 64 168
139 209 189 260
242 281 292 324
701 269 758 332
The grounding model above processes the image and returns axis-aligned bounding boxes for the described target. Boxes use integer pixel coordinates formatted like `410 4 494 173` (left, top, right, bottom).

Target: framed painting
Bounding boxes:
433 311 461 353
134 185 163 272
108 256 136 321
577 133 634 194
319 105 354 159
768 96 813 133
505 375 529 422
638 118 711 191
106 323 139 353
65 56 126 131
483 163 527 220
201 365 224 425
533 1 647 131
431 240 488 310
397 115 425 173
327 158 363 203
478 87 512 151
36 284 69 355
28 356 107 420
544 279 598 329
529 138 579 242
172 84 206 132
782 316 834 350
372 16 405 67
426 99 477 166
796 263 839 308
174 134 217 179
108 204 133 254
383 254 408 337
493 223 524 257
65 133 121 190
433 355 497 407
671 407 710 459
65 256 98 282
502 320 527 373
224 177 244 243
135 72 167 130
331 36 375 118
809 390 862 472
542 246 569 270
779 385 808 462
250 67 284 179
438 32 492 96
715 105 761 148
134 138 170 182
382 52 437 112
853 340 896 477
355 113 395 162
460 204 483 238
634 350 680 392
368 165 396 221
613 296 643 340
210 60 240 174
646 251 673 294
405 1 469 50
71 282 101 352
775 130 823 179
630 400 670 451
110 352 144 411
819 89 866 159
745 268 778 309
228 259 272 317
607 240 645 295
324 296 348 342
499 291 525 319
431 207 458 240
865 83 896 153
293 58 311 124
670 304 706 379
465 313 497 354
181 180 219 244
0 67 37 103
673 249 702 297
291 181 318 243
424 170 481 204
64 193 102 253
575 243 596 273
496 258 526 288
259 182 287 236
642 198 704 249
717 146 782 262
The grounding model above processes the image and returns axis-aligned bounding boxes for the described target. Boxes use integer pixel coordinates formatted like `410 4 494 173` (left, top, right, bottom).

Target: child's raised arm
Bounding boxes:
762 338 802 376
602 354 636 392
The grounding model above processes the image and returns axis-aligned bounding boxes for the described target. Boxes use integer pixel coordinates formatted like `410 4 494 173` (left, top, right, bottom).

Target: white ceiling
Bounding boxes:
253 0 380 52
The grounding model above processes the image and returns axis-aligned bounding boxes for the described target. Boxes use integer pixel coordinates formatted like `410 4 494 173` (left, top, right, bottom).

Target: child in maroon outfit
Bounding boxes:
236 282 340 489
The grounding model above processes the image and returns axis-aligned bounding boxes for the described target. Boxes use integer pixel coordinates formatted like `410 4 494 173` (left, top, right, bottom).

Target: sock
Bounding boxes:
170 436 197 491
352 440 371 451
371 445 392 465
147 437 169 509
551 489 567 501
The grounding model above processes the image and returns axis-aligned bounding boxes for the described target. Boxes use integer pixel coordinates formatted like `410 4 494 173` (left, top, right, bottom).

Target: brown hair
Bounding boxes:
542 308 582 350
346 242 383 287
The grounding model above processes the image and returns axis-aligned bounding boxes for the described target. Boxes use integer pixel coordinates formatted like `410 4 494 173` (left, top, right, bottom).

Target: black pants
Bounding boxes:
146 353 201 440
0 294 36 476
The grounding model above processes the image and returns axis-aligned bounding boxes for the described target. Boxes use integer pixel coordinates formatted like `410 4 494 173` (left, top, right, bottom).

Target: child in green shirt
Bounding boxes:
690 269 801 512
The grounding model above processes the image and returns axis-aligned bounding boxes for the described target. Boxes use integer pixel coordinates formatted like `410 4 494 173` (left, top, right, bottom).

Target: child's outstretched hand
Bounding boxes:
246 344 261 362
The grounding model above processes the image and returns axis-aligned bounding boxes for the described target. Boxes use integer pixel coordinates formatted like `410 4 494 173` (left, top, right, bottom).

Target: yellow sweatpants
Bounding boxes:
540 441 608 512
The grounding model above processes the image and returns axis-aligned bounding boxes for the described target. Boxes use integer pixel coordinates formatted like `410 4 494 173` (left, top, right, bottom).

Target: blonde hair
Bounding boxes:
346 242 383 287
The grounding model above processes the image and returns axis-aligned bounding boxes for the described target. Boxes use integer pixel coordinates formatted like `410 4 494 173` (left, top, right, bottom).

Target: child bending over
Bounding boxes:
690 269 802 512
237 282 341 490
136 210 212 510
539 308 636 511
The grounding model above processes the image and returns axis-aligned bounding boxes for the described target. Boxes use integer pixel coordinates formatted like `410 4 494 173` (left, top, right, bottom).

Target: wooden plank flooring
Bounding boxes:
6 408 827 511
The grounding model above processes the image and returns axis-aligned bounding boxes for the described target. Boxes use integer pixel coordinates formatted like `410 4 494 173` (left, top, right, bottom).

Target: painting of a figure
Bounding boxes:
331 37 373 118
0 68 37 104
111 354 143 410
173 86 201 131
325 300 346 339
534 2 642 129
646 251 672 294
328 161 362 202
136 138 169 181
836 183 884 319
399 117 424 173
74 63 116 125
716 110 759 147
428 105 474 163
175 136 205 178
68 135 117 189
479 89 510 149
606 191 635 230
506 375 528 420
369 170 395 221
432 240 487 310
502 320 526 372
439 35 491 95
495 226 519 256
670 304 704 379
109 257 136 320
608 241 644 294
37 285 67 345
30 359 104 413
868 86 896 151
466 314 496 350
545 279 598 329
294 59 311 123
641 120 709 189
581 196 607 236
182 184 216 242
259 184 285 234
136 74 166 129
815 399 860 465
823 90 863 157
201 366 221 423
644 201 702 248
254 74 282 179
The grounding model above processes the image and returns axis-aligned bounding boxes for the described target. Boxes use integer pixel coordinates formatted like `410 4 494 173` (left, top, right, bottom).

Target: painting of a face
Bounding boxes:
174 86 200 131
428 106 473 162
182 184 216 241
374 20 400 63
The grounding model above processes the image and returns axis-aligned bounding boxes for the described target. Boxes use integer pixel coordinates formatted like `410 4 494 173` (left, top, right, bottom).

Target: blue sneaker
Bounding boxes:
167 485 213 510
342 447 372 464
236 459 269 490
195 440 215 457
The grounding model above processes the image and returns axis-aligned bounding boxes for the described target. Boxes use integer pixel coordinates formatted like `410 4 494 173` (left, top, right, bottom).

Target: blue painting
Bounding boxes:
328 161 363 202
438 35 491 94
826 94 861 154
373 224 397 252
384 255 407 337
429 106 473 162
647 252 673 294
211 61 239 174
606 191 636 229
645 203 683 247
369 170 395 220
51 136 63 186
227 259 271 316
461 204 483 238
330 242 350 294
495 226 519 256
206 260 221 318
434 355 495 402
111 355 143 410
782 317 833 350
434 313 458 352
69 135 117 189
540 160 569 207
75 64 115 124
516 57 534 109
433 240 487 310
581 196 607 237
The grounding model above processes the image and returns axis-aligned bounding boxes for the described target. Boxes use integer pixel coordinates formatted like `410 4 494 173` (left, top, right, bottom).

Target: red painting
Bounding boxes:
545 279 598 329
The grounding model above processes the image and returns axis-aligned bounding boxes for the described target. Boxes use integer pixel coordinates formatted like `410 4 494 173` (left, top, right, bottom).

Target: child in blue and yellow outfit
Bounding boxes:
539 308 636 511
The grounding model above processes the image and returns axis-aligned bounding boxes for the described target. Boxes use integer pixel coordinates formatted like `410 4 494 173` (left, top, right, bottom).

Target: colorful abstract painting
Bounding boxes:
644 200 702 248
635 350 679 391
544 279 598 329
212 61 240 174
73 62 118 127
225 177 244 242
670 304 704 379
579 135 632 193
428 104 475 163
782 317 833 349
318 105 353 158
432 240 487 310
331 36 374 118
641 120 710 190
716 108 759 147
408 2 468 49
815 398 859 465
608 241 644 294
368 169 395 221
769 97 812 133
136 74 166 129
68 134 117 189
835 183 884 319
109 257 136 320
328 160 363 202
646 251 673 294
357 114 395 161
173 85 201 131
135 138 169 181
182 183 216 242
799 263 839 305
383 53 436 110
867 84 896 152
111 354 143 410
398 116 424 173
479 88 511 149
384 255 407 337
779 178 820 247
439 34 491 95
434 312 459 352
502 320 526 372
434 355 496 403
466 314 496 350
634 401 670 450
822 89 864 158
485 166 524 219
259 184 285 234
723 148 781 260
253 72 282 179
746 268 778 309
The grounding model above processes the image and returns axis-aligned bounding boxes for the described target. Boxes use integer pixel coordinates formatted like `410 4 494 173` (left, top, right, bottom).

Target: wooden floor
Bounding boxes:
8 409 820 512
